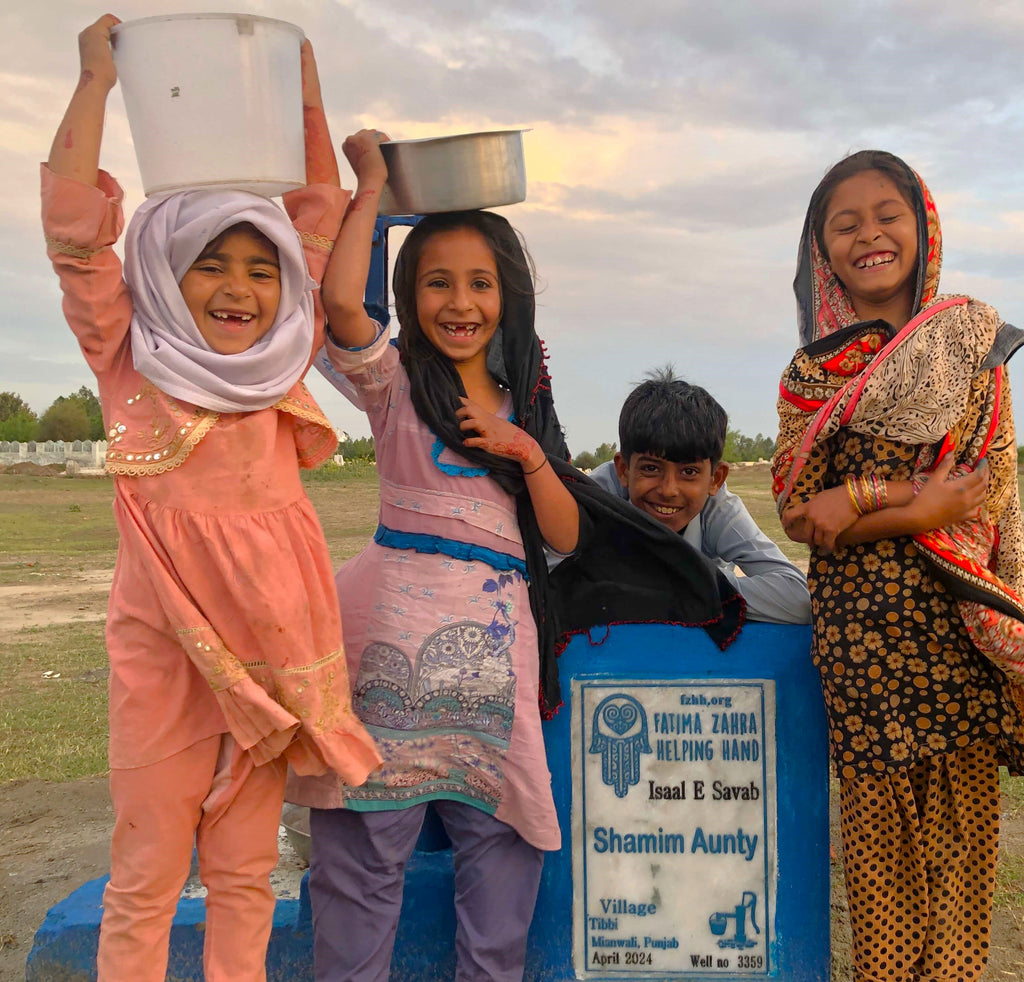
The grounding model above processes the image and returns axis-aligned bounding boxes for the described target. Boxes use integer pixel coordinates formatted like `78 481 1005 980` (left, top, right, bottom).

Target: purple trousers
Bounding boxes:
308 801 544 982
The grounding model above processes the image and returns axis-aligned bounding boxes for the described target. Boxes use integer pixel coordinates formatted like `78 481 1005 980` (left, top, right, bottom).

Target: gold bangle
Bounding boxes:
859 475 873 513
846 477 863 515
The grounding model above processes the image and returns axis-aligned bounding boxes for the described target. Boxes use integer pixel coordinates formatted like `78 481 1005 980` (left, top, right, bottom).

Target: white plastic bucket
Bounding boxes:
112 13 305 197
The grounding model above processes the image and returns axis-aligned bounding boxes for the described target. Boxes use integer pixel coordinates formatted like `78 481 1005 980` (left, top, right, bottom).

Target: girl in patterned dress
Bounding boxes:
773 150 1024 982
43 18 379 980
287 129 581 981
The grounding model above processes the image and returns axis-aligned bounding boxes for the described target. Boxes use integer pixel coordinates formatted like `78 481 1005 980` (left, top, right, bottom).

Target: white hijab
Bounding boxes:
124 189 315 412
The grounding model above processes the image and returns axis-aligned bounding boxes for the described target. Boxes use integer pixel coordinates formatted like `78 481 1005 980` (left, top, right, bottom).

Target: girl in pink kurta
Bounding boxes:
43 19 379 982
286 129 581 981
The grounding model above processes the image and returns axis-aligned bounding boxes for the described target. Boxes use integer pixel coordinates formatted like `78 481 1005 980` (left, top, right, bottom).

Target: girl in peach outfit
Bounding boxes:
42 17 379 981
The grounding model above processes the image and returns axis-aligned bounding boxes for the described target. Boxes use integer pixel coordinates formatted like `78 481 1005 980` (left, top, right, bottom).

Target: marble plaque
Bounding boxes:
572 680 777 977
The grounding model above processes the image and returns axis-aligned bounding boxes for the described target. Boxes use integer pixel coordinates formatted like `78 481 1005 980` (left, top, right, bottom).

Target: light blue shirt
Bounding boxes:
589 461 811 625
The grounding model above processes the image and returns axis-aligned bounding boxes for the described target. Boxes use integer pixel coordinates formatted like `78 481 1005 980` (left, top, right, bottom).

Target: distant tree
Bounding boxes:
723 428 775 463
572 441 616 471
73 386 104 440
37 387 104 441
0 410 38 441
573 450 598 470
37 399 90 441
723 428 739 462
337 436 375 461
0 391 35 423
0 392 39 441
67 386 104 440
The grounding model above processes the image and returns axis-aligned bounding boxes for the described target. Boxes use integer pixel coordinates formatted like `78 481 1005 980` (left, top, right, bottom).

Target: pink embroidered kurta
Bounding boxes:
42 165 380 782
287 333 560 851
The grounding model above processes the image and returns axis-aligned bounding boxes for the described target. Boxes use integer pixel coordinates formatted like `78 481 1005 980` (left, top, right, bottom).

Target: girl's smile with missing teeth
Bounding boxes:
415 227 502 367
179 227 282 355
442 322 481 336
210 309 255 324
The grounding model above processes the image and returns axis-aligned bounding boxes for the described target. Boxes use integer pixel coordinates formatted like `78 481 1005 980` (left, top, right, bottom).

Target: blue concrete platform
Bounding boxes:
26 856 457 981
28 621 828 981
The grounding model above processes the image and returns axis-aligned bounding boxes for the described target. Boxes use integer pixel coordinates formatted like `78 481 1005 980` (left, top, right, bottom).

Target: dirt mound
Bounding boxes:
0 462 66 476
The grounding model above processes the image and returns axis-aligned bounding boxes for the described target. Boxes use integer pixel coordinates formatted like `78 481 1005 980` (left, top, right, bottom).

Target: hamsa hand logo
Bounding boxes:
589 693 652 797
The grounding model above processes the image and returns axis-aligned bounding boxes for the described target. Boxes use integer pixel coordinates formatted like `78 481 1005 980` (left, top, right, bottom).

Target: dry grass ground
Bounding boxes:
1 465 1023 980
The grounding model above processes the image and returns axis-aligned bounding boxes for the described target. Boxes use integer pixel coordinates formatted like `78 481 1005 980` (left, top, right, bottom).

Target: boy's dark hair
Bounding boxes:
618 366 727 464
810 150 919 263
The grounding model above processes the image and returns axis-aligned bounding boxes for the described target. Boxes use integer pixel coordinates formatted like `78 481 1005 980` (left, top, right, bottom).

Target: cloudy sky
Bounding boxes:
5 0 1024 453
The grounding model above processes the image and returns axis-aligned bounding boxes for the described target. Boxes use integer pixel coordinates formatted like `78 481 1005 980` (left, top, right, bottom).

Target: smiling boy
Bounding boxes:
590 368 810 624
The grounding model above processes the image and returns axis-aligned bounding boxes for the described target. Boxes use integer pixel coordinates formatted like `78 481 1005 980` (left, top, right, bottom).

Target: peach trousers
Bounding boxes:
97 734 287 982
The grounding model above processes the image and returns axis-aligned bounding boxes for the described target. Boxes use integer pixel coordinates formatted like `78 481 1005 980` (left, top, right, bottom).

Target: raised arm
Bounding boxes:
48 14 120 186
281 41 350 356
320 130 389 348
300 40 340 187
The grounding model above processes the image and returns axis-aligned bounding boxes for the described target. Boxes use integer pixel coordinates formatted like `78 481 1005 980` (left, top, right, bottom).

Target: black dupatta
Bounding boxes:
395 212 743 715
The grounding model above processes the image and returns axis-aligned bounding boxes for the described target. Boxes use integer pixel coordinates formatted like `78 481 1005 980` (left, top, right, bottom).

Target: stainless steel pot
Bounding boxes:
378 130 527 216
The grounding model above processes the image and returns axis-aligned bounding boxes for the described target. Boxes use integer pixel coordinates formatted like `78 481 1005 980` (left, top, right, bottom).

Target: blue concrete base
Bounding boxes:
26 852 460 982
26 873 317 981
28 623 828 981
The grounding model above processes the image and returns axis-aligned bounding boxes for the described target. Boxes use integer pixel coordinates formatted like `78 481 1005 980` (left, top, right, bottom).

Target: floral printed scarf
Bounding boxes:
774 151 1024 682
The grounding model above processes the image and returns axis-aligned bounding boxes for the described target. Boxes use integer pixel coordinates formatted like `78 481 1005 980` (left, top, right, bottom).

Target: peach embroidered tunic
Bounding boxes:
42 165 380 782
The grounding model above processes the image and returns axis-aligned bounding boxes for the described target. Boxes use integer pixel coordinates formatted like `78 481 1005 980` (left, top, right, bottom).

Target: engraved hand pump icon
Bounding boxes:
709 891 759 950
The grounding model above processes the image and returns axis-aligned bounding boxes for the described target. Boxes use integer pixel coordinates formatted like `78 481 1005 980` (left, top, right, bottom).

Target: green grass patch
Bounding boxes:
0 474 117 582
1000 767 1024 817
0 622 109 783
305 474 382 565
302 458 379 482
724 464 809 565
996 850 1024 910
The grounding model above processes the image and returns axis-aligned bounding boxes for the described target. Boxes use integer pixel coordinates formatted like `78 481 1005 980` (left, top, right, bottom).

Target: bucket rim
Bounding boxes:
142 177 305 198
111 12 305 40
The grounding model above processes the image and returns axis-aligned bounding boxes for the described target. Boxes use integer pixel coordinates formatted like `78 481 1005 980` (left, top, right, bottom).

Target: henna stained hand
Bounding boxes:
341 130 388 187
302 109 339 186
76 15 119 91
487 432 533 462
349 188 379 213
458 398 541 467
